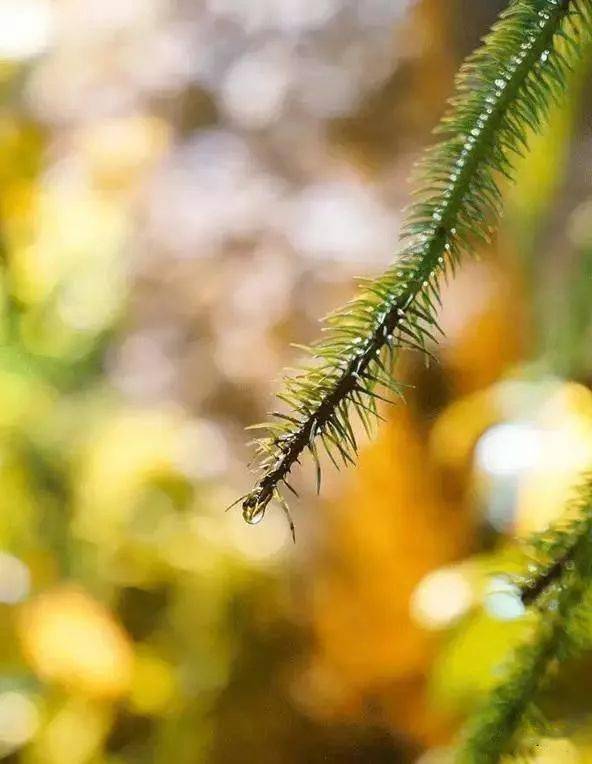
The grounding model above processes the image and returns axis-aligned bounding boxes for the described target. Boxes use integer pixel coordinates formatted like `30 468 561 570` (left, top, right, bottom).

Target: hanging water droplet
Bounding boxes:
245 509 265 525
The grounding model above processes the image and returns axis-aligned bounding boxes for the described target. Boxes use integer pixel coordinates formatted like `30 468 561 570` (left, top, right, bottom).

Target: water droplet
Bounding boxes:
245 507 265 525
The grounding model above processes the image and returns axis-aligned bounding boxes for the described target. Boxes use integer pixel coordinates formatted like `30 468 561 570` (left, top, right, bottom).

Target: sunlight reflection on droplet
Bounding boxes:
244 511 265 526
484 576 525 621
410 567 474 630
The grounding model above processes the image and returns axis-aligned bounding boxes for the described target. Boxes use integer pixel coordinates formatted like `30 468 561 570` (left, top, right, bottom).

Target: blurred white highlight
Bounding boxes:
475 422 542 477
0 692 38 754
410 567 474 630
0 552 30 604
0 0 54 61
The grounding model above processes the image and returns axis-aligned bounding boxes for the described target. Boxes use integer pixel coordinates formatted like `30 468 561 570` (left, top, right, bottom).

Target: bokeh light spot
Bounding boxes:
411 567 474 631
0 552 30 604
475 422 542 477
0 692 39 755
0 0 54 61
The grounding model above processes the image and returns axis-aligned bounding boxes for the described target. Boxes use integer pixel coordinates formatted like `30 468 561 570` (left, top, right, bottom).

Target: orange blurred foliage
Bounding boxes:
307 255 525 749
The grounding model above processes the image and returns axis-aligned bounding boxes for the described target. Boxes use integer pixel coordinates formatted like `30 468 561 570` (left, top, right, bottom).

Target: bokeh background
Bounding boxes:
1 0 592 761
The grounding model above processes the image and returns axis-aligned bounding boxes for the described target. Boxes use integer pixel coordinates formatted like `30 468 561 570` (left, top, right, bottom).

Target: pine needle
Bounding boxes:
239 0 592 528
458 473 592 763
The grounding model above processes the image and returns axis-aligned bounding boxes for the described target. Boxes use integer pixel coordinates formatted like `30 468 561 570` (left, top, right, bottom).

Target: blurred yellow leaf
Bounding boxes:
27 697 112 764
129 648 176 716
18 586 133 699
74 408 187 547
430 612 532 712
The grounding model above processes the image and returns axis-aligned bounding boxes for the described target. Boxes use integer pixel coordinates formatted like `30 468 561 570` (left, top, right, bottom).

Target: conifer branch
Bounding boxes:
519 551 573 605
516 473 592 604
459 474 592 762
458 620 561 763
240 0 592 526
519 537 577 605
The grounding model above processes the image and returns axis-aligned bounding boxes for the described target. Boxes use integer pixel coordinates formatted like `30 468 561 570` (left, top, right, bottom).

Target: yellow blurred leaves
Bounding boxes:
431 611 532 711
15 183 125 304
0 367 54 430
70 407 201 586
129 648 175 716
74 408 188 544
27 697 113 764
0 114 169 357
0 449 39 549
18 585 133 700
0 117 43 186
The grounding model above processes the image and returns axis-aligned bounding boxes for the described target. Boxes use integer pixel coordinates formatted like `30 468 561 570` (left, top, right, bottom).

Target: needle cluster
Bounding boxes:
239 0 591 530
